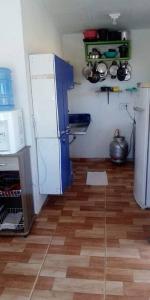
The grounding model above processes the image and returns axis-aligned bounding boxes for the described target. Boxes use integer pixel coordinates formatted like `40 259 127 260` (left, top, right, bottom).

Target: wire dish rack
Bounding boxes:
0 189 21 198
0 207 24 231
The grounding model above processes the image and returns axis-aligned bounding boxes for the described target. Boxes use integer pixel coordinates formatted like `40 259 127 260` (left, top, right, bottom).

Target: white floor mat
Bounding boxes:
86 171 108 186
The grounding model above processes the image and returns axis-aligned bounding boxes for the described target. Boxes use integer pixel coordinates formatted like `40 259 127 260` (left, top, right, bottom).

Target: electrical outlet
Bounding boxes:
119 103 129 111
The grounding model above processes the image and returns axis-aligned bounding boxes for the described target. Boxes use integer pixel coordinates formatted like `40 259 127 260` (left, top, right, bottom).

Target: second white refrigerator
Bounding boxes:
134 85 150 208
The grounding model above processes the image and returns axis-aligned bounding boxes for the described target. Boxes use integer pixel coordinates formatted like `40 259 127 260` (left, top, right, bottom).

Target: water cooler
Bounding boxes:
0 68 25 154
0 68 34 236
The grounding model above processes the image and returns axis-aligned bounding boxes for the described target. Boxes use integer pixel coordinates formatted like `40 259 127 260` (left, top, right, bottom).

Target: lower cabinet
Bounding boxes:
0 147 34 236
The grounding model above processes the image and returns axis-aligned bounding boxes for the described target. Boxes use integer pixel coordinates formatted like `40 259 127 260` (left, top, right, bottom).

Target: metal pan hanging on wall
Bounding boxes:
117 63 126 81
96 61 108 81
122 62 132 81
82 62 93 79
87 62 100 83
122 61 132 72
88 72 100 83
124 70 131 81
109 61 119 79
96 61 108 75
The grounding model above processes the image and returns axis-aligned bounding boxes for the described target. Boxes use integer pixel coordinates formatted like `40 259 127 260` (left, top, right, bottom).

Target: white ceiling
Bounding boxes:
43 0 150 33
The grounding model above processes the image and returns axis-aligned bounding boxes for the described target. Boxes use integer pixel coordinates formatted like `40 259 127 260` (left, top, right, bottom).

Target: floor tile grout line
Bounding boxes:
29 170 109 299
0 162 136 299
28 234 54 300
28 217 62 299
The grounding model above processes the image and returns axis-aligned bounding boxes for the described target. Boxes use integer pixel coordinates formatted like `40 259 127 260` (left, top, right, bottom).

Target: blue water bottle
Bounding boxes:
0 68 14 110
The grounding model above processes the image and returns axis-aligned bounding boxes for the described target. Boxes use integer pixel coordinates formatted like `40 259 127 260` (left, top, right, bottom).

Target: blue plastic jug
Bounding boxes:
0 68 14 110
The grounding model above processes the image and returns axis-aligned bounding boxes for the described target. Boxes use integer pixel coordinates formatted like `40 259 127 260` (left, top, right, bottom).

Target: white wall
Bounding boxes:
0 0 63 213
0 0 40 211
0 0 35 160
21 0 62 56
0 0 28 112
62 29 150 158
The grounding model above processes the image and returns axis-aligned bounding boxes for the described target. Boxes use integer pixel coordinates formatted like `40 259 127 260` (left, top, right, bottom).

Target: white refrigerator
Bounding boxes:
134 84 150 208
29 54 73 195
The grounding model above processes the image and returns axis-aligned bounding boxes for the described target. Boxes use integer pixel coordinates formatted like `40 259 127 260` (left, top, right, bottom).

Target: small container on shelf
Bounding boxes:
108 30 121 41
88 48 102 59
97 29 109 41
118 44 129 58
83 29 97 41
103 49 118 59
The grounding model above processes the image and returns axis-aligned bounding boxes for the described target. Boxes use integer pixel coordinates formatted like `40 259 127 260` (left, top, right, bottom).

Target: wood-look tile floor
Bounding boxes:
1 159 150 299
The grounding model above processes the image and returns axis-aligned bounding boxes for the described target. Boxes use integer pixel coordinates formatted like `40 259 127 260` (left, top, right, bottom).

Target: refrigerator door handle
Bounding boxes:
66 128 71 135
133 106 145 112
60 128 71 136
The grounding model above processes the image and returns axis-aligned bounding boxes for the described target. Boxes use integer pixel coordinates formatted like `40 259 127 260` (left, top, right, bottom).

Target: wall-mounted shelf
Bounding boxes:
96 86 122 104
96 86 137 104
87 57 130 62
84 40 130 45
84 40 131 63
97 90 122 93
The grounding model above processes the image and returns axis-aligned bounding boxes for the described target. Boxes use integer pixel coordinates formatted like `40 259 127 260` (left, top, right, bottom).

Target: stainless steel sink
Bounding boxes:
69 114 91 135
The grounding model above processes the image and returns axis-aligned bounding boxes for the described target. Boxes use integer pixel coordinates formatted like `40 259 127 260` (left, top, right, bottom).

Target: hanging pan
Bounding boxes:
82 62 93 79
88 62 100 83
109 61 119 79
117 63 126 81
122 62 132 81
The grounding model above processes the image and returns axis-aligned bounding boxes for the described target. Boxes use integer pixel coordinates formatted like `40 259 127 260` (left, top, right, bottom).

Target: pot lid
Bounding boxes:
97 62 108 74
109 62 119 76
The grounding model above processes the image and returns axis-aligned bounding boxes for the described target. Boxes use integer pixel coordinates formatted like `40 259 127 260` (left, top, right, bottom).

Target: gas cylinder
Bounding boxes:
110 129 128 164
